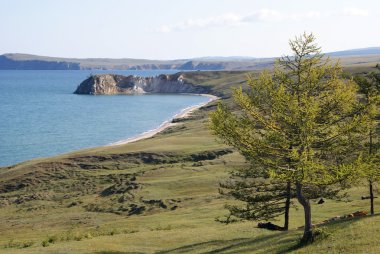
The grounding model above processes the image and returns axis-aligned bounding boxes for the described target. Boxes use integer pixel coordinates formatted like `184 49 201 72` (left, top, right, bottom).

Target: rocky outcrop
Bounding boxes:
74 73 210 95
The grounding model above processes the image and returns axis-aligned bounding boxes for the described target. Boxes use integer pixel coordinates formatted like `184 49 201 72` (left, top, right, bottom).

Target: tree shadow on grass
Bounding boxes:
97 215 378 254
96 252 145 254
156 216 373 254
156 233 296 254
277 215 377 254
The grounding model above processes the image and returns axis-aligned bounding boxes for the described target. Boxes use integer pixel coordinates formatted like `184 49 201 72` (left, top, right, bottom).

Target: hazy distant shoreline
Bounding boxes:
2 48 380 71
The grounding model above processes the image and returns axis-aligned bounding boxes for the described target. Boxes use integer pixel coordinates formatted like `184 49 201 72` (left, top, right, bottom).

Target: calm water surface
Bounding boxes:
0 70 209 166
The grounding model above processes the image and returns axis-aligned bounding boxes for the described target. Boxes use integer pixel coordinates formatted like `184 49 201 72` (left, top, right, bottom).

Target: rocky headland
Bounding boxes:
74 73 211 95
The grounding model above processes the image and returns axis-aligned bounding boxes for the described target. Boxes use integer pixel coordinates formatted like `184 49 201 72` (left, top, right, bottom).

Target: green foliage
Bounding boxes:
41 240 49 247
0 69 379 253
354 69 380 214
210 33 366 240
47 235 58 244
4 239 34 249
21 241 34 248
354 71 380 176
217 172 294 226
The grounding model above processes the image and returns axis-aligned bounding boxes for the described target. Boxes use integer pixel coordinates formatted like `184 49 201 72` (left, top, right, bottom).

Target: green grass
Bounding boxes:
0 70 379 253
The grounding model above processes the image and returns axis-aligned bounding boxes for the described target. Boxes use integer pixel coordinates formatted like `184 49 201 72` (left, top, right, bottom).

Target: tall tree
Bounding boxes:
210 33 364 242
354 72 380 215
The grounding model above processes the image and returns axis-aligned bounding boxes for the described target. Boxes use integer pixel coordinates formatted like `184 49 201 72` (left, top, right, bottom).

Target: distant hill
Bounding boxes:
0 53 180 70
0 53 274 71
190 56 258 62
326 47 380 57
1 47 380 70
0 55 81 70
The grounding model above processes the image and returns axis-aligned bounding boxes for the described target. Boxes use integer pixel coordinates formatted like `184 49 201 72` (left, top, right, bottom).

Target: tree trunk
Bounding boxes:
296 182 312 242
283 181 291 230
370 179 374 215
369 130 374 215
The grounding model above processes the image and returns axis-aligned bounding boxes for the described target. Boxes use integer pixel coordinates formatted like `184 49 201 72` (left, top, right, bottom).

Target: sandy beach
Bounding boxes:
108 94 219 146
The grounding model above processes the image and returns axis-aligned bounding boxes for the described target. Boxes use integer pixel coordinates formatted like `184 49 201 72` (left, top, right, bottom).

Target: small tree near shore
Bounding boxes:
210 33 365 242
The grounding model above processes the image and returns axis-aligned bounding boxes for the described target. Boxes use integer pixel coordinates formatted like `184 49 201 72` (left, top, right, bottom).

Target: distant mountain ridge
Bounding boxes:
0 55 81 70
326 47 380 57
1 47 380 70
0 53 273 71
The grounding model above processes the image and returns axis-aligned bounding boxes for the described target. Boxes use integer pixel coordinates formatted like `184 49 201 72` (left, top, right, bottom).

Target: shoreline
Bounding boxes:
108 94 218 146
0 93 218 167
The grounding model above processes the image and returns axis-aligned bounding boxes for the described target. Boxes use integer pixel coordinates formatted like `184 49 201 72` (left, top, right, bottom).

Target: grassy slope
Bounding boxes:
0 69 379 254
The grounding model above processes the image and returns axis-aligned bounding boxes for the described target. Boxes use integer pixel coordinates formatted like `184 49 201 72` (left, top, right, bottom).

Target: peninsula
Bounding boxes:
74 73 211 95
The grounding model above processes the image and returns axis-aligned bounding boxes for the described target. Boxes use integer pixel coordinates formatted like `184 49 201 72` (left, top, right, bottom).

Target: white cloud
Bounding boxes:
157 25 171 33
243 9 322 22
289 11 322 21
157 8 369 33
156 13 243 33
243 9 283 22
156 10 299 33
341 8 369 17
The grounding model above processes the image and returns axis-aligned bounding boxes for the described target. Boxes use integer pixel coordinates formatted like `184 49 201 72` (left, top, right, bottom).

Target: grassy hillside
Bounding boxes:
0 70 379 253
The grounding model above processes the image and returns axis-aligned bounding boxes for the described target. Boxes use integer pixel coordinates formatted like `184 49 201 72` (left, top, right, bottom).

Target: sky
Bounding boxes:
1 0 380 59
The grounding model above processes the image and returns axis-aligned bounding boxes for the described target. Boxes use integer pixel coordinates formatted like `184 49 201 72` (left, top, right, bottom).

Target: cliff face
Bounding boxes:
74 73 210 95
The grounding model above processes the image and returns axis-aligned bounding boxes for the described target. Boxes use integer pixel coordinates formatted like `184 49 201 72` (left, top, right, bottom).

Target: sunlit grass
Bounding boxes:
0 70 378 253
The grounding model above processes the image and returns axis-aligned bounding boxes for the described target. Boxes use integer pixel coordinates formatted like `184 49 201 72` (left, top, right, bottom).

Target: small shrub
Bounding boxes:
21 241 34 248
84 233 93 239
41 240 49 247
47 235 58 244
4 239 20 248
109 228 120 236
74 234 83 241
4 239 34 249
60 233 72 241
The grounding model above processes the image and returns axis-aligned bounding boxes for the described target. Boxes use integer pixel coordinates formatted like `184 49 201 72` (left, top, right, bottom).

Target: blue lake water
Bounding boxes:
0 70 209 166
